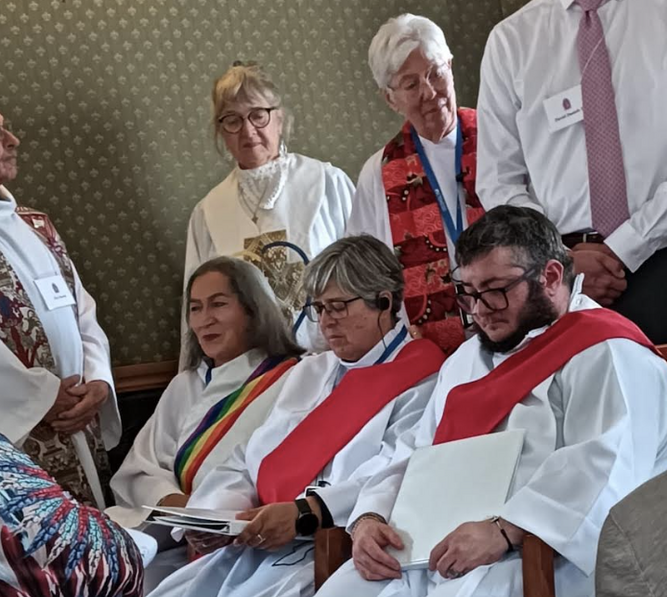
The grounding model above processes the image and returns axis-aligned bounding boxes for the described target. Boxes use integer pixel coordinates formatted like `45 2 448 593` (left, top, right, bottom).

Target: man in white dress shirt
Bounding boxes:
477 0 667 343
318 206 667 597
0 112 120 508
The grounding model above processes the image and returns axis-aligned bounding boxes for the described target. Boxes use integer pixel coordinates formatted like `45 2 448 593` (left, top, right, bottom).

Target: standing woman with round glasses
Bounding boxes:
184 61 355 355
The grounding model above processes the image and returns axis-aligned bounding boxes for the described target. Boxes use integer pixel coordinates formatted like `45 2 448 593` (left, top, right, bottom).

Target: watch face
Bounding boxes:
295 512 319 536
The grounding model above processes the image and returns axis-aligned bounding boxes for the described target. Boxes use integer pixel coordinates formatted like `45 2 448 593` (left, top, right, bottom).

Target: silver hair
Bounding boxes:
303 235 404 319
183 256 303 369
210 61 294 155
368 14 453 90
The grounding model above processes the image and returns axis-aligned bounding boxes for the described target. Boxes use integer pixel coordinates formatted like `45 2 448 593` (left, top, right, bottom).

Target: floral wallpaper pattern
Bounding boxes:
0 0 527 364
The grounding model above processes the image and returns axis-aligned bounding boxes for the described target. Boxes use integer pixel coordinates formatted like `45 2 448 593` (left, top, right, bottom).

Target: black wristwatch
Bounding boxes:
294 498 319 536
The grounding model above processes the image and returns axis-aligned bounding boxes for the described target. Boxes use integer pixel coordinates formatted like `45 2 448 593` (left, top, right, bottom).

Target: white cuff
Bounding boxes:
605 220 657 273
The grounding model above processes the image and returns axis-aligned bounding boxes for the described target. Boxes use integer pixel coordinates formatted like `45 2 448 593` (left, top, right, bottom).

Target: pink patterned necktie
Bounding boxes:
576 0 629 237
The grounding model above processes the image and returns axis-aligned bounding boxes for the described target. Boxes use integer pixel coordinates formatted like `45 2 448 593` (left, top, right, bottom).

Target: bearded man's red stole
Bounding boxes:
433 309 657 445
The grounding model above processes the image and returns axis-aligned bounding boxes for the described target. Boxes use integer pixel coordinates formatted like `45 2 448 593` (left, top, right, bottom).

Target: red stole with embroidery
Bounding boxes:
256 339 445 504
382 108 484 356
433 309 657 445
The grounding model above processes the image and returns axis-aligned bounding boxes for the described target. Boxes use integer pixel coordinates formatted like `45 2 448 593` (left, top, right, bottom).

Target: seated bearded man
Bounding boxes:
147 234 446 597
317 206 667 597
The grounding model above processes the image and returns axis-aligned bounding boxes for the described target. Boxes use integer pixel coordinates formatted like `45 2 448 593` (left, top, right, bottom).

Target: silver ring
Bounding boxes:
255 533 265 545
448 570 463 579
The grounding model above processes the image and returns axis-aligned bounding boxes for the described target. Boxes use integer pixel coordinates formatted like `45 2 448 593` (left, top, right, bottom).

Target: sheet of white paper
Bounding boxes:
388 429 525 569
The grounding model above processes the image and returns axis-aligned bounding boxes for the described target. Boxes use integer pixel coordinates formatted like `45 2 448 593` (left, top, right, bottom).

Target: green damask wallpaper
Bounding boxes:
0 0 527 365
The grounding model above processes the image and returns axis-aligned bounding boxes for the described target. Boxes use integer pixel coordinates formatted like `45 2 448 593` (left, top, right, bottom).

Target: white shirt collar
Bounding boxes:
559 0 623 9
337 321 407 372
418 119 458 150
198 348 267 384
492 273 589 359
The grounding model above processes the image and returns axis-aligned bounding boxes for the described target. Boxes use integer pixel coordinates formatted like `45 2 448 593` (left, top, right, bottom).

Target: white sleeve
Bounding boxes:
186 440 258 512
476 28 543 213
0 341 60 445
501 340 667 575
345 151 393 247
323 164 355 238
73 266 121 449
315 373 438 527
110 376 191 507
604 182 667 272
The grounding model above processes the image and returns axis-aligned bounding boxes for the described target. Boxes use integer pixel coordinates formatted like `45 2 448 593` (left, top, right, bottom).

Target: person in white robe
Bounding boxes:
344 15 484 356
318 206 667 597
148 235 446 597
109 256 303 591
184 61 354 356
0 112 119 509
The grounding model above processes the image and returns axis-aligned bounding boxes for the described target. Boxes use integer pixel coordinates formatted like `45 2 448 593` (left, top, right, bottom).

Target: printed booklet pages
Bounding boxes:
143 506 249 536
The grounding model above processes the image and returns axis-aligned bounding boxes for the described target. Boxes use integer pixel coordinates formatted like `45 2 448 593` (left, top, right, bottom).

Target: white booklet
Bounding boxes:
387 429 525 570
142 506 249 536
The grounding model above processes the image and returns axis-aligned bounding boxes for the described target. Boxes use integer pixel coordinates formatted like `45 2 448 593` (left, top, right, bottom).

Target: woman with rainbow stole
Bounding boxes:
108 256 302 589
147 236 445 597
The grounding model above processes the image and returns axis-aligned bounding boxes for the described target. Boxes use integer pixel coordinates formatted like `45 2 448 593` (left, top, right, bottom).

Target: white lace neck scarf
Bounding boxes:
236 150 290 223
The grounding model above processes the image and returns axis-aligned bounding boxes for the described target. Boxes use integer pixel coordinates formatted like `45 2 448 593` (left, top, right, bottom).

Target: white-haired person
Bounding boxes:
184 61 355 356
109 257 303 591
148 235 445 597
346 14 484 357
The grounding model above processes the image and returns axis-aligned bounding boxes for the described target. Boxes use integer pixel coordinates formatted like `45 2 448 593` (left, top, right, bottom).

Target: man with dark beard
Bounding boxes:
318 205 667 597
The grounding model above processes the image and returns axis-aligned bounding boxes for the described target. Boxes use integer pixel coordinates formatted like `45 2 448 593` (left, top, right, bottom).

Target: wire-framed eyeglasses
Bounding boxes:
304 297 363 322
217 107 279 134
455 267 538 314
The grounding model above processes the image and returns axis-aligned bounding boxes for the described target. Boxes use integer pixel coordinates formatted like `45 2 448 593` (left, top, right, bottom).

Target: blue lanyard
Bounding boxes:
375 325 408 365
205 366 213 386
410 124 464 244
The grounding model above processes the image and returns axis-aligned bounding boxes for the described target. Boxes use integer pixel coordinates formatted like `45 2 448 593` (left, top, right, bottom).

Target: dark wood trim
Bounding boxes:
658 344 667 360
112 360 178 394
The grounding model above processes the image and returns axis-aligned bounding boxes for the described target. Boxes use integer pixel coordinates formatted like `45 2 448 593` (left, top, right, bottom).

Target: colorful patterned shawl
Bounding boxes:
174 355 297 494
381 108 485 356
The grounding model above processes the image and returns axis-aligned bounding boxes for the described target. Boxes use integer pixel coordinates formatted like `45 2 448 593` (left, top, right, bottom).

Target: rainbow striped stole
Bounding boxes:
174 355 297 494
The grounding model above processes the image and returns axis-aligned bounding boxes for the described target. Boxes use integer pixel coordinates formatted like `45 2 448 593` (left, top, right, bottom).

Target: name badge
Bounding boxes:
34 275 76 311
543 85 584 133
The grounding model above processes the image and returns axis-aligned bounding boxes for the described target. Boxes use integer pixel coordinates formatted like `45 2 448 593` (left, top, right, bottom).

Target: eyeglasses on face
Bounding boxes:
454 266 539 314
217 107 278 134
304 296 363 322
390 62 451 99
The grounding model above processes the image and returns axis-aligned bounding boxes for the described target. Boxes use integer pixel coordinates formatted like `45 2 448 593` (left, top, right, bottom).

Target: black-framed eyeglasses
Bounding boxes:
304 297 363 322
217 107 279 134
455 267 538 314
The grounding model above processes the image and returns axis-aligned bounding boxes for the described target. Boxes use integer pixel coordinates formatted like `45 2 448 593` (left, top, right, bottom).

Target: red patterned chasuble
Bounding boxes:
0 206 111 506
382 108 484 356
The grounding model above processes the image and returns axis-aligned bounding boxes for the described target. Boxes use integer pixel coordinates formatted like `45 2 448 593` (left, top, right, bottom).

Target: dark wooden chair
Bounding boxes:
314 528 555 596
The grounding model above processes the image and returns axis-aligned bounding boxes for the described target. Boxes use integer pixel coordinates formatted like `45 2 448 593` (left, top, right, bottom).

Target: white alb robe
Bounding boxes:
109 349 293 526
0 186 120 508
318 281 667 597
184 153 354 354
148 323 438 597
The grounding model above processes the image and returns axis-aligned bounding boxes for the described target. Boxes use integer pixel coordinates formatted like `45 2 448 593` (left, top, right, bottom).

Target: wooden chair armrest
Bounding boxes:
522 534 555 597
314 526 353 591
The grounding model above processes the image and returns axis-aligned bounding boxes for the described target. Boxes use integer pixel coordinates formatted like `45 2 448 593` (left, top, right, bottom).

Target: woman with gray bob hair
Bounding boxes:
303 234 404 322
110 256 302 590
183 60 355 355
